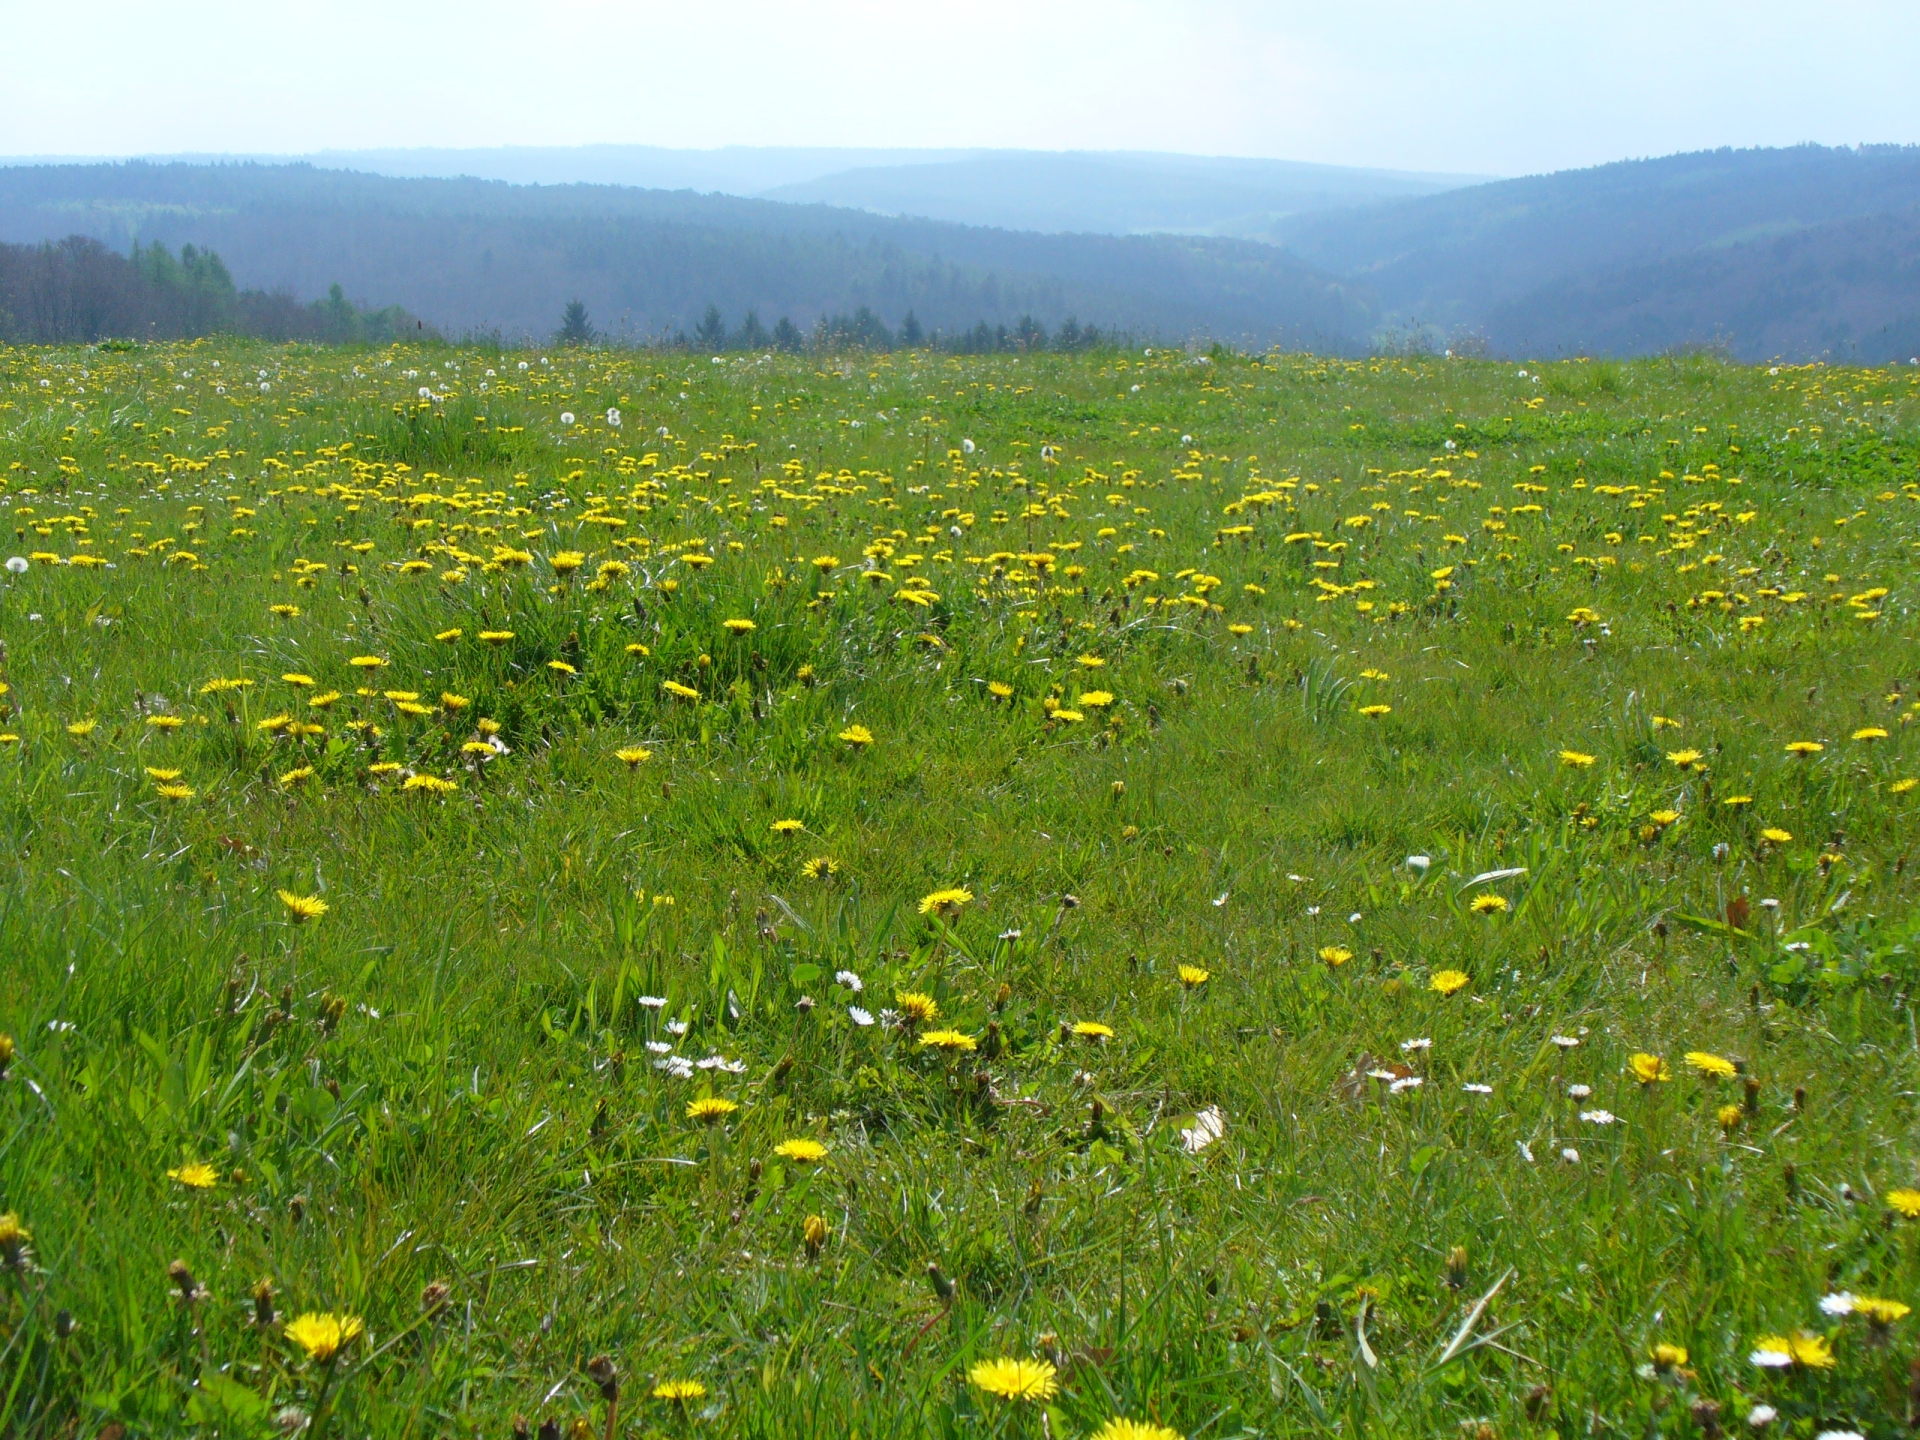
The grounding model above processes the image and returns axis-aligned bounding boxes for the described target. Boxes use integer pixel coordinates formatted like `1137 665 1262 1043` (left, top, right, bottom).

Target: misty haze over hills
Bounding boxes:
1 143 1918 361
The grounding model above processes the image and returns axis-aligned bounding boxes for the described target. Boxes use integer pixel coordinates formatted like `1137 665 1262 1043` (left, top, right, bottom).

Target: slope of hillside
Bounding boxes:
1486 205 1920 363
759 151 1476 237
1277 144 1920 336
0 162 1372 347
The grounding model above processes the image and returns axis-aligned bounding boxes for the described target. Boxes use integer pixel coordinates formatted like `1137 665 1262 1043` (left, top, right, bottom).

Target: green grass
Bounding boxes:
0 339 1918 1438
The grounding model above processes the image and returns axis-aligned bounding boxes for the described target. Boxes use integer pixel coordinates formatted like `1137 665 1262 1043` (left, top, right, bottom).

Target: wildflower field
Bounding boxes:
2 340 1919 1440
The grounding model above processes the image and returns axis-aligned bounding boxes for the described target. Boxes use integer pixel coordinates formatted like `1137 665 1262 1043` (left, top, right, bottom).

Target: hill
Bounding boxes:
0 162 1372 348
1274 144 1920 359
758 151 1476 236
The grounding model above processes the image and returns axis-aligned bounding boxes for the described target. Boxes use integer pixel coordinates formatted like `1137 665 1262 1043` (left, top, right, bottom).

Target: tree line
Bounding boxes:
561 300 1119 353
0 235 421 345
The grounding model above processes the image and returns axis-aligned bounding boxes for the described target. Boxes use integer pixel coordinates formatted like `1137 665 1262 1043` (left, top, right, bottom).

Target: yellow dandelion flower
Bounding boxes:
1685 1050 1737 1079
1177 964 1211 988
773 1138 827 1163
348 655 386 670
277 890 327 923
652 1379 707 1403
770 818 804 833
1854 727 1889 742
918 887 973 917
1560 750 1596 767
1665 748 1702 767
1784 740 1824 757
1318 945 1353 967
968 1357 1057 1402
1760 827 1793 844
1358 703 1391 717
479 630 516 645
723 617 756 634
896 992 940 1024
1429 969 1470 996
1854 1297 1912 1325
1651 1343 1689 1370
1629 1052 1670 1084
1886 1189 1920 1218
662 680 700 700
1892 778 1918 796
1786 1332 1835 1368
1717 1103 1743 1131
167 1161 220 1189
66 719 97 738
284 1312 364 1362
615 747 652 767
435 628 463 643
1469 893 1508 914
838 723 875 746
1072 1021 1115 1039
686 1096 738 1125
920 1029 977 1053
1094 1421 1182 1440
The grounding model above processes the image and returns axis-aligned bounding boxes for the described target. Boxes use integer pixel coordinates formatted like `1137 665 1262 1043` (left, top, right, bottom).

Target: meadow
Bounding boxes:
0 338 1917 1439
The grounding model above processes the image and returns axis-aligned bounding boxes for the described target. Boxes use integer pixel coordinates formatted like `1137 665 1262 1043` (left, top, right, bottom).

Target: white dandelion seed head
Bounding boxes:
1552 1035 1580 1048
1560 1147 1581 1164
5 556 27 574
559 412 575 427
1568 1083 1592 1098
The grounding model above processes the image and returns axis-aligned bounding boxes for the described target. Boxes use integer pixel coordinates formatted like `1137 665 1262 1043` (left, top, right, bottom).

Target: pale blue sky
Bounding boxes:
5 0 1918 176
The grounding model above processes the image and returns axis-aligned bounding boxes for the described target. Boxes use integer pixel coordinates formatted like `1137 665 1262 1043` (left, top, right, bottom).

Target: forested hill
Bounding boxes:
1274 144 1920 362
0 162 1372 349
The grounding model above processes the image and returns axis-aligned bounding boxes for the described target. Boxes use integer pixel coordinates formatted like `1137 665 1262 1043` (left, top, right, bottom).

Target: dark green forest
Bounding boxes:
0 235 416 344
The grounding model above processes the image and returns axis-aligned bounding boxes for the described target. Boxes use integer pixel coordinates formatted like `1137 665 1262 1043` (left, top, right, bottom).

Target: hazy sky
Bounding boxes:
7 0 1918 176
